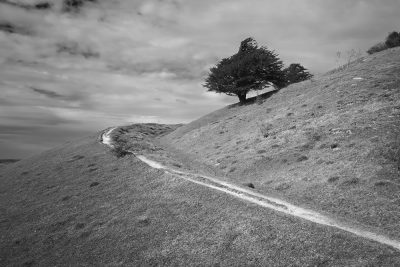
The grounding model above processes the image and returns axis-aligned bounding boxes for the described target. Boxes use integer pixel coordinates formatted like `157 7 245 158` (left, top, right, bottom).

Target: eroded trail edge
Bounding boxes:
101 128 400 251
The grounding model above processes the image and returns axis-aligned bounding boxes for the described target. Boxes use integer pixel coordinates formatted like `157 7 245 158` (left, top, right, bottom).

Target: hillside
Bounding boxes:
0 159 20 171
1 48 400 266
3 132 400 266
159 47 400 239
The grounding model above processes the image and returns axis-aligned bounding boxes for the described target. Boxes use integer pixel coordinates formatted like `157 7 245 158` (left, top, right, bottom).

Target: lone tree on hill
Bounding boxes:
283 63 313 85
203 37 286 103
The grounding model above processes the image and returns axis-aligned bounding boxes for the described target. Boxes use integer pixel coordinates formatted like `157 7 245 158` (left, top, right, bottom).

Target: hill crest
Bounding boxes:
1 47 399 266
159 47 400 238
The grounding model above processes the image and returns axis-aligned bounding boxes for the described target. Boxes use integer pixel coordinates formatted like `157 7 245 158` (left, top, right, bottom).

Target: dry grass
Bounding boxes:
3 131 400 265
1 48 400 266
159 47 400 240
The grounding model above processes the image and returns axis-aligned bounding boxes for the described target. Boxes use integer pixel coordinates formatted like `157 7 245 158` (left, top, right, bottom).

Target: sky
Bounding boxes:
0 0 399 158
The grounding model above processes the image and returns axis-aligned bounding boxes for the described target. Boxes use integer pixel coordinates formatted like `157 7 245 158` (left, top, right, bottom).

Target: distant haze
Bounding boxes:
0 0 399 158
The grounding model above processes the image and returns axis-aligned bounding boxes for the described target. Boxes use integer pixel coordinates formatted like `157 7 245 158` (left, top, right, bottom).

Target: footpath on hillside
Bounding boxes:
101 125 400 251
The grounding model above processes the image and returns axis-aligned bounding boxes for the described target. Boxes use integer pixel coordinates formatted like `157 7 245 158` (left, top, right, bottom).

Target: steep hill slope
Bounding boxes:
2 126 400 266
160 47 400 239
0 159 19 171
1 48 399 266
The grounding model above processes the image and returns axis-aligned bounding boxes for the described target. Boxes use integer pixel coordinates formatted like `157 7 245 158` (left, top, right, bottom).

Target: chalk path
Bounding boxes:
101 127 400 251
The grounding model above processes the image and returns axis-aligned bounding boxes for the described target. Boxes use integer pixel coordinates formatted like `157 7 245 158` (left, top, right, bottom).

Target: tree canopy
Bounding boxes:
283 63 313 85
367 31 400 54
385 31 400 48
203 38 285 103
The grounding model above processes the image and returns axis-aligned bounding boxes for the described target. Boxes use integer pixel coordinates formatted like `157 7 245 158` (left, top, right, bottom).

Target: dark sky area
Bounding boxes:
0 0 399 158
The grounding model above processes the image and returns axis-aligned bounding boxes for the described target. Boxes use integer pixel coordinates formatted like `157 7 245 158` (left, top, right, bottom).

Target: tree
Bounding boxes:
385 31 400 48
367 31 400 54
367 42 388 55
203 38 285 103
283 63 313 85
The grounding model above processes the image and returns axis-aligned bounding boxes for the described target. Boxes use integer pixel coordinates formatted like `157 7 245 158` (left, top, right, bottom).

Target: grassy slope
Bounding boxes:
160 47 400 239
2 129 400 266
0 159 20 171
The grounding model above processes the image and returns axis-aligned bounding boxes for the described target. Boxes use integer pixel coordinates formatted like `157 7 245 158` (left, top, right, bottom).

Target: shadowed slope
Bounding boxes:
103 127 400 251
2 128 400 265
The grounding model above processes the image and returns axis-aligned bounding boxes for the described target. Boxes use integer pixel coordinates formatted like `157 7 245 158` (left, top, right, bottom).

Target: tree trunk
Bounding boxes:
237 93 247 103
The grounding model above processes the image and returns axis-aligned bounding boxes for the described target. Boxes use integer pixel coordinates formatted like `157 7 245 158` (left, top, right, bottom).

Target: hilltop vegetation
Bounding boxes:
160 47 400 239
368 31 400 54
204 37 312 103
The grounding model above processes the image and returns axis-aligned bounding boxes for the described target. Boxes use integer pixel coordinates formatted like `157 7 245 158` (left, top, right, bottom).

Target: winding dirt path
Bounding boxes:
101 127 400 251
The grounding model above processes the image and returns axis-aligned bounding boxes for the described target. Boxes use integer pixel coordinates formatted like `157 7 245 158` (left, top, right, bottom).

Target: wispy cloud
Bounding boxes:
0 0 399 158
30 87 64 99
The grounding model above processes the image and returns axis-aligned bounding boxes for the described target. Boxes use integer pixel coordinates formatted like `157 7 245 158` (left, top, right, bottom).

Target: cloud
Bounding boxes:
0 0 399 158
176 98 187 104
0 125 43 134
30 86 64 99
